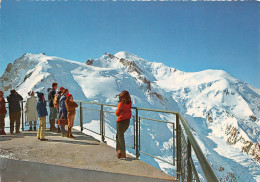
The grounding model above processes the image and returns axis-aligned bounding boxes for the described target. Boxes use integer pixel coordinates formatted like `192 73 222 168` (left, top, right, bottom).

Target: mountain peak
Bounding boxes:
115 51 144 62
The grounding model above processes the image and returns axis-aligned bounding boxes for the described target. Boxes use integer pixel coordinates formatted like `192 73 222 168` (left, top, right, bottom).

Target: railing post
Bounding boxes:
80 102 83 132
100 104 105 143
135 108 140 159
176 113 181 180
187 138 192 182
133 115 135 149
21 101 24 131
173 123 175 166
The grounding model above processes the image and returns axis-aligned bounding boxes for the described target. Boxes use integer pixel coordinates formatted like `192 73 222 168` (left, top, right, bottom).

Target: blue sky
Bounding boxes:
0 1 259 88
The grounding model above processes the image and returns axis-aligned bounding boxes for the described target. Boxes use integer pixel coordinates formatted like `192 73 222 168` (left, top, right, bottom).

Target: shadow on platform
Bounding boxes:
0 158 173 182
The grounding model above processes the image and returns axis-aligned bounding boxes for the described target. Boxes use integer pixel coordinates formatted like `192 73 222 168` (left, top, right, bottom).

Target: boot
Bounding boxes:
67 129 70 137
0 130 6 135
117 150 121 159
28 127 32 131
34 127 37 131
119 153 127 159
68 127 75 138
57 126 61 133
50 119 57 131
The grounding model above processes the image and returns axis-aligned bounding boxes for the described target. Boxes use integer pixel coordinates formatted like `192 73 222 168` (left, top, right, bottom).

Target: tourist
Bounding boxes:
115 90 132 159
7 89 23 134
65 94 78 138
36 92 48 141
58 89 69 137
48 82 58 131
25 91 38 131
53 87 65 133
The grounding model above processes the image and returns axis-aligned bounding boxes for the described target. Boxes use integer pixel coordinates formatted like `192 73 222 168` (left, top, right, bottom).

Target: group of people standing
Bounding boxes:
0 82 78 141
0 86 132 159
36 82 78 140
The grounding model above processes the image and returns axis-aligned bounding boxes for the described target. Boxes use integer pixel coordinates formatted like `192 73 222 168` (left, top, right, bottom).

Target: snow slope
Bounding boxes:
0 52 259 181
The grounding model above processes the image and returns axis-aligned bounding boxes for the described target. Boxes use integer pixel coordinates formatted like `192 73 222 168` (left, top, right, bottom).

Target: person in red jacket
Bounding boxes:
65 94 78 138
115 90 132 159
0 90 7 135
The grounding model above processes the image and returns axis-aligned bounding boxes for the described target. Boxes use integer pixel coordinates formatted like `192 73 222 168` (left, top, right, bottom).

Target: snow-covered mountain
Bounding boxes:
0 52 259 181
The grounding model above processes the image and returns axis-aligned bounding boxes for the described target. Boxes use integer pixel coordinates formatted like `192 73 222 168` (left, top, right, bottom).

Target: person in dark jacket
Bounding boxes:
48 82 58 131
7 89 23 134
115 90 132 159
53 87 64 133
0 90 7 135
36 92 48 141
58 89 69 137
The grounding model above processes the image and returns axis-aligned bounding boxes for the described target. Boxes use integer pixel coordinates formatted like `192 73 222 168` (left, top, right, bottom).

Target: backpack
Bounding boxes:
53 93 60 109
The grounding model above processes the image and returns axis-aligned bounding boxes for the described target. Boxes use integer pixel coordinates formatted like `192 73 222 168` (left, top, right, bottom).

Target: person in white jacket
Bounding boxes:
25 91 38 131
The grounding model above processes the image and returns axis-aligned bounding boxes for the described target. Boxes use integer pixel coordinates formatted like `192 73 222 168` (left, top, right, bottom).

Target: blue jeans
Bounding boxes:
60 125 66 134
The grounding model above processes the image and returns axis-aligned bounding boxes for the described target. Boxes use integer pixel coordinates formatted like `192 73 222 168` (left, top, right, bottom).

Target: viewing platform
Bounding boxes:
0 130 176 182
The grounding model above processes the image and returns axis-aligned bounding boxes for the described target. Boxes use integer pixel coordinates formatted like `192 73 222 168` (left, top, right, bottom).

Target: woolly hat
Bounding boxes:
67 93 72 99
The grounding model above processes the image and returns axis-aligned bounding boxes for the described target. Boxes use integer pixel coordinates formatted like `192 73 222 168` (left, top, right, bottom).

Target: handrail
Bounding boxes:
179 114 219 182
136 107 179 115
75 100 118 108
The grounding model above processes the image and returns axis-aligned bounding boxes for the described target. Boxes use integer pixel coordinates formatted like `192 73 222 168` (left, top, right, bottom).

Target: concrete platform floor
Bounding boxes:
0 130 177 182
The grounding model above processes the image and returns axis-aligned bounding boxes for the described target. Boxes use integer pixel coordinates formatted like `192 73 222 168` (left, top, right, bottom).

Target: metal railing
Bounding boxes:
73 101 219 182
3 100 219 181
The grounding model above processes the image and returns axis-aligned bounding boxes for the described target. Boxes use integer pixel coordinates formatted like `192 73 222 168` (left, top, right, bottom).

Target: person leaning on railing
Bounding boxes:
0 90 7 135
115 90 132 159
7 89 23 134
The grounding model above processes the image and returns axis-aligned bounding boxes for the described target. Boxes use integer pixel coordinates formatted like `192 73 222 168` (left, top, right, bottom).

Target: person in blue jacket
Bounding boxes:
58 89 69 137
36 92 48 141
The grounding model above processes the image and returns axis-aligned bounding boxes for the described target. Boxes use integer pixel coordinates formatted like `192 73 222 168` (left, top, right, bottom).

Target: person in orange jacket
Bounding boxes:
115 90 132 159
